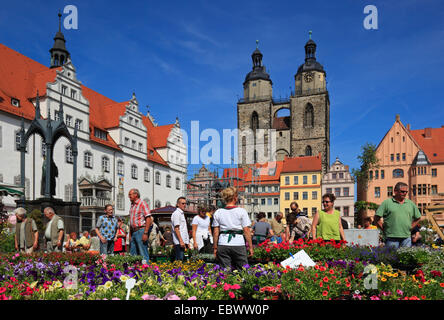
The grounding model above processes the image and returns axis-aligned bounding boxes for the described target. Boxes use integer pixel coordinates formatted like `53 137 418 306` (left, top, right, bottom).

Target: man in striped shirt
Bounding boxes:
128 188 152 262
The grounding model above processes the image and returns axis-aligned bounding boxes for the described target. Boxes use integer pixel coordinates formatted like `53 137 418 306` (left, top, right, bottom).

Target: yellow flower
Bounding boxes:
393 273 398 278
381 277 387 282
104 281 113 290
120 275 129 282
30 281 38 288
53 280 62 288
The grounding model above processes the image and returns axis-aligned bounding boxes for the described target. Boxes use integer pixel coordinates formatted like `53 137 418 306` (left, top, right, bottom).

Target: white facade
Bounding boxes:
321 157 355 228
0 60 187 216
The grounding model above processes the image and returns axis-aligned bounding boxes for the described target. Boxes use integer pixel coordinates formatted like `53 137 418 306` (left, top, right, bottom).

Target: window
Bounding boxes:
381 170 385 179
155 171 161 185
432 168 437 177
166 175 171 188
387 186 393 197
274 198 279 205
393 169 404 178
293 192 299 200
343 206 350 217
66 115 73 127
375 187 380 198
369 170 373 179
124 137 129 147
431 185 438 195
267 186 272 192
261 198 266 205
144 169 150 182
102 156 110 173
94 128 107 140
285 192 290 201
305 145 312 156
132 140 136 149
396 153 400 161
343 187 349 197
64 184 73 202
312 175 317 184
11 98 20 107
312 207 317 215
312 191 317 200
176 178 181 190
332 173 337 179
117 161 124 176
303 208 308 215
54 110 60 121
61 85 67 95
131 164 138 179
423 184 427 195
326 188 332 194
304 104 314 128
155 200 161 209
138 143 143 152
418 184 422 195
117 193 125 210
390 154 394 161
294 176 298 185
84 151 93 168
70 89 76 99
274 186 279 192
334 188 340 197
65 145 73 163
261 186 265 192
135 119 139 127
412 185 416 196
15 131 21 151
285 176 290 185
75 119 82 131
339 173 344 179
302 192 308 200
375 170 379 179
402 153 406 161
303 176 307 184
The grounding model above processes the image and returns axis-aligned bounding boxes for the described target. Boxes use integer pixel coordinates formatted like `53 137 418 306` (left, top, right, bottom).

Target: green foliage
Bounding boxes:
354 201 379 212
352 142 379 191
0 233 15 253
28 209 44 234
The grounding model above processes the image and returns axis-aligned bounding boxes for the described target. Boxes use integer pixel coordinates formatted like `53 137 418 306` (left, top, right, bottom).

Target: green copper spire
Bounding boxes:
256 40 259 48
309 30 312 39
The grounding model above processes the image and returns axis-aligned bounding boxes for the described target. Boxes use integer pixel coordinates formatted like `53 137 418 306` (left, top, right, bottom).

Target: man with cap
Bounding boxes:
14 207 39 254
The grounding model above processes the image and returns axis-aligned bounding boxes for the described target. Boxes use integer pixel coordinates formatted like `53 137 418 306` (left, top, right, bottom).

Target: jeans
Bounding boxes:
130 229 150 262
385 237 412 249
174 244 185 261
100 240 115 255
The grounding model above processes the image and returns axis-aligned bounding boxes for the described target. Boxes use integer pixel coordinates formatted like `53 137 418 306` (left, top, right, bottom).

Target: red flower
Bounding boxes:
440 283 444 288
421 295 426 300
322 291 328 296
323 277 329 283
329 269 334 274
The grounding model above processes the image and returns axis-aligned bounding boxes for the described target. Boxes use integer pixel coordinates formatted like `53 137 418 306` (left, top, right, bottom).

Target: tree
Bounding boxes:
352 142 379 192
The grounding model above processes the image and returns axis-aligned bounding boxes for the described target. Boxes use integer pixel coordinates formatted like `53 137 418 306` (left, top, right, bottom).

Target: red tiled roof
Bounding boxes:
281 154 322 173
410 127 444 164
0 43 176 166
222 161 284 187
272 116 290 130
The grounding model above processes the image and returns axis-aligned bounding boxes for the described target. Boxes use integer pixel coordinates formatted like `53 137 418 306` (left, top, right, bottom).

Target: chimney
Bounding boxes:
424 128 432 138
406 124 411 130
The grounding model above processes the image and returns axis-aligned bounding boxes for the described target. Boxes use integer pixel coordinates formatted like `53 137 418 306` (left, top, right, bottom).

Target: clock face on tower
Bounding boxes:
304 72 314 83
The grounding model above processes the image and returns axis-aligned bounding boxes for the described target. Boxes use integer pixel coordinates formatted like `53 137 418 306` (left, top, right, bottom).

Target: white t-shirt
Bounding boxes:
45 217 64 239
212 207 251 246
171 208 189 245
192 215 210 232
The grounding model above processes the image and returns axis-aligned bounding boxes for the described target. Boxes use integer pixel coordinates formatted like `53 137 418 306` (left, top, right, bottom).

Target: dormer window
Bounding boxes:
94 128 107 140
11 98 20 107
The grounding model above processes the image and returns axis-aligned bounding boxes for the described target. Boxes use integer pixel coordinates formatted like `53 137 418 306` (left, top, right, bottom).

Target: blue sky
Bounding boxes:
1 0 444 178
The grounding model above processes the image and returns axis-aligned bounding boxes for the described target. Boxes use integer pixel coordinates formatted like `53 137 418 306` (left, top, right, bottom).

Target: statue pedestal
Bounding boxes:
16 198 80 249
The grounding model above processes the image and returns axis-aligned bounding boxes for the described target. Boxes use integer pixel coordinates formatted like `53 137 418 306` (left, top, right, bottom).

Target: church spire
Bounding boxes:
49 11 70 68
304 30 317 62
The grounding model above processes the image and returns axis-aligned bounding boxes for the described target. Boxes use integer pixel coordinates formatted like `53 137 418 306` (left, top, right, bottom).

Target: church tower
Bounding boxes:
237 41 274 166
49 12 70 68
291 32 330 173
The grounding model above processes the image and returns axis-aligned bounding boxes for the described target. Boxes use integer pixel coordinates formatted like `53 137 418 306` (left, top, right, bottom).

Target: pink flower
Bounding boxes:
211 284 217 288
396 289 403 296
111 298 120 300
0 288 6 294
228 292 235 299
223 283 231 291
187 296 197 300
231 284 241 290
370 295 380 300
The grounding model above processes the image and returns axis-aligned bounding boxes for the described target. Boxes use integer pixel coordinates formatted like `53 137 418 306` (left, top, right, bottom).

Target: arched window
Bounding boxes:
166 175 171 188
131 164 138 179
393 169 404 178
102 156 110 173
65 145 73 163
304 104 314 128
155 200 161 209
305 145 312 156
84 151 93 168
155 171 161 185
117 161 124 176
251 111 259 131
176 177 181 190
144 168 150 182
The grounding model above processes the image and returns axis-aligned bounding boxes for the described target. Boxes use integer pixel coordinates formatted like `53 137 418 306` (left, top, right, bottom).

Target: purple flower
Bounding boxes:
253 285 259 291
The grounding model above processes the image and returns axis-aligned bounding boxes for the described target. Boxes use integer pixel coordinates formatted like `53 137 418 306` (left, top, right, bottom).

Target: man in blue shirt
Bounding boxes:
95 204 118 255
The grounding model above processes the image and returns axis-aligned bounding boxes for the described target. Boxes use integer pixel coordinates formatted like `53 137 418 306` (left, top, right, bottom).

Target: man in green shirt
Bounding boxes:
374 182 421 249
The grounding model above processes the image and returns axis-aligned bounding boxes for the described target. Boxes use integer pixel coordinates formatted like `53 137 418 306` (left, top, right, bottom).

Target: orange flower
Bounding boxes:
418 284 423 289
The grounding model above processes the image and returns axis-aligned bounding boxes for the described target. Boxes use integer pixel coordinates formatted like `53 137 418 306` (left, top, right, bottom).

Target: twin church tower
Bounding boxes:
237 33 330 173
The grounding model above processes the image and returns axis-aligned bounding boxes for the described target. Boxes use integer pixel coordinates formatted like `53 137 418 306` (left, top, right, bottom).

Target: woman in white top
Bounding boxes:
192 206 213 253
212 187 253 270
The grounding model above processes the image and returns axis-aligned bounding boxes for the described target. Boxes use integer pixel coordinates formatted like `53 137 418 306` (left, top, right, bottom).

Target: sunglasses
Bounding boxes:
398 190 408 194
322 200 332 203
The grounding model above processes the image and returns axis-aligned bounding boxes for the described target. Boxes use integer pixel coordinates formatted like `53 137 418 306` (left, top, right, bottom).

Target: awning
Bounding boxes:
0 184 24 197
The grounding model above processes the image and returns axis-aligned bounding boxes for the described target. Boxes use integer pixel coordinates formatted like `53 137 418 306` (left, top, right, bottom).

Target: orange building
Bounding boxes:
359 115 444 216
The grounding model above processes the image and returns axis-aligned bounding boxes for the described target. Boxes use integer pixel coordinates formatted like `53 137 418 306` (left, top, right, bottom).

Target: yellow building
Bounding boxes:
280 154 322 218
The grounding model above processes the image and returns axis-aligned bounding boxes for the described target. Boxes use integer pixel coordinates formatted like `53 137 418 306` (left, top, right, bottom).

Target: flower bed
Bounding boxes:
0 240 443 300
